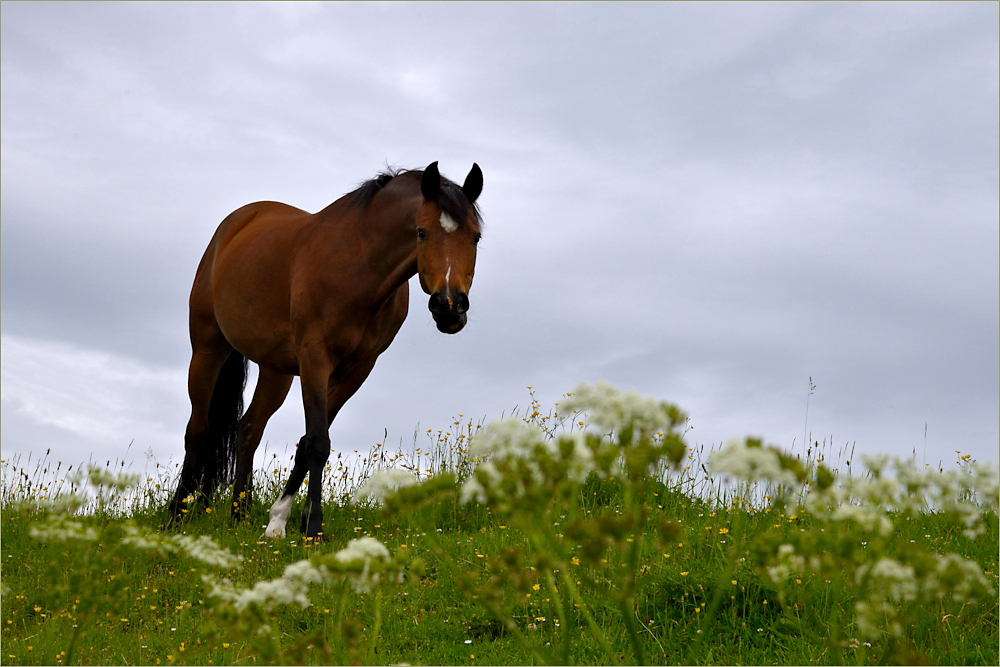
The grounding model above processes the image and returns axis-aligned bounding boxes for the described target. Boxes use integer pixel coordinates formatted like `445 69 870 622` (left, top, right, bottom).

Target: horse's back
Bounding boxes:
216 201 311 250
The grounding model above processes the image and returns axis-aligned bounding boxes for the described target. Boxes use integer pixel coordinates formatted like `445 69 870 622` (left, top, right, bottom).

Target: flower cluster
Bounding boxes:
15 464 143 516
854 557 919 602
764 543 819 584
459 419 596 505
351 468 419 506
122 525 243 569
744 447 998 644
206 559 325 611
207 537 395 612
28 515 99 542
329 536 394 594
79 465 141 492
561 381 684 439
851 552 995 640
708 438 807 490
803 454 999 539
460 383 688 508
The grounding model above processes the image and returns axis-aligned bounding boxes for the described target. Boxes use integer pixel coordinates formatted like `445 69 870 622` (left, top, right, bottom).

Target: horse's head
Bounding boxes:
415 161 483 334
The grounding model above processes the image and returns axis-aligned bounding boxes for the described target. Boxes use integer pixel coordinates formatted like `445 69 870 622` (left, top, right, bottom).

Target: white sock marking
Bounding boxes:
440 212 458 233
264 495 294 538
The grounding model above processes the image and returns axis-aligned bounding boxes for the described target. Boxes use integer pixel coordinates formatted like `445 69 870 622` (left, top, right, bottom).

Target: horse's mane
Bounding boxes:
343 167 408 210
344 167 482 224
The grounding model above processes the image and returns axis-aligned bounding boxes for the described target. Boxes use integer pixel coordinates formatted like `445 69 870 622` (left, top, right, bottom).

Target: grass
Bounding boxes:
1 390 997 666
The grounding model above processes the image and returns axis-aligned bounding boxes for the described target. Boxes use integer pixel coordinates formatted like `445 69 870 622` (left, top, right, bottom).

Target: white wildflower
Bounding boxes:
801 456 997 538
766 543 811 583
283 559 327 586
928 463 996 539
469 418 547 460
459 463 503 505
766 562 790 584
170 534 244 569
923 553 995 604
861 453 891 477
122 525 242 569
333 537 392 594
893 463 934 514
856 558 918 601
708 439 802 489
760 452 998 647
205 558 325 611
461 418 598 503
854 601 878 639
458 475 485 505
351 468 419 505
334 536 390 564
33 492 88 514
562 382 676 437
854 599 900 639
29 517 99 542
86 466 141 491
828 502 894 536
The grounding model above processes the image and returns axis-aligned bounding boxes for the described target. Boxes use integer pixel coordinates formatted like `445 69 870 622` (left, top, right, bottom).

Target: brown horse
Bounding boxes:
168 162 483 539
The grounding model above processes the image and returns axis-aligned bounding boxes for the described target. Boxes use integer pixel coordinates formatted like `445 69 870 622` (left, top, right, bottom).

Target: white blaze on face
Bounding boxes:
440 211 459 233
264 494 294 538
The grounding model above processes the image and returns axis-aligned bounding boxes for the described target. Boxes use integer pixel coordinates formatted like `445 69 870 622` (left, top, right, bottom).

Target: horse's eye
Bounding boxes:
472 233 482 246
416 228 427 241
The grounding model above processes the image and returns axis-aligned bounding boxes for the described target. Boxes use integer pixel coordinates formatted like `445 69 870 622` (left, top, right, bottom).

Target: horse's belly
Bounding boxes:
214 289 298 373
229 334 300 375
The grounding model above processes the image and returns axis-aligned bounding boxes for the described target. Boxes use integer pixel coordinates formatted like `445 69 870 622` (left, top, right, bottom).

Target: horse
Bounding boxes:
167 162 483 540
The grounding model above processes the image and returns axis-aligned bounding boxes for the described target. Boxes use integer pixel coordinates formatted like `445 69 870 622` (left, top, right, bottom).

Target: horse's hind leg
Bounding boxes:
169 349 232 522
231 368 293 521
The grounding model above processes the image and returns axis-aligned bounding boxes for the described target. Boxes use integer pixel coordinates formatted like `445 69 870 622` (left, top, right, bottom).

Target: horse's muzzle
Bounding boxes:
429 291 468 334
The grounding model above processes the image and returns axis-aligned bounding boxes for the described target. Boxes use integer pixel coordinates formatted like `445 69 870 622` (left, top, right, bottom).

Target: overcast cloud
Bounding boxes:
2 2 997 480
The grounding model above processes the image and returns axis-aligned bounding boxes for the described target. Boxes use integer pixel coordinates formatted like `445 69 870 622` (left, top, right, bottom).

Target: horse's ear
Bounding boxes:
421 161 441 201
462 163 483 204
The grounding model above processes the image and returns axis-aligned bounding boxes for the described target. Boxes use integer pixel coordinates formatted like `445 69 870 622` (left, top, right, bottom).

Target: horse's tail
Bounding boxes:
201 350 247 496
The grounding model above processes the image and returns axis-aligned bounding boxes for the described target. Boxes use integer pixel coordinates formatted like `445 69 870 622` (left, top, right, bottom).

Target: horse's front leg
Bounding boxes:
299 443 330 540
264 346 333 539
298 387 332 540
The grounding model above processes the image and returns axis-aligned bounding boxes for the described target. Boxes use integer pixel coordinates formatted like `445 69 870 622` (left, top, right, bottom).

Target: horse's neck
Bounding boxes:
343 187 422 305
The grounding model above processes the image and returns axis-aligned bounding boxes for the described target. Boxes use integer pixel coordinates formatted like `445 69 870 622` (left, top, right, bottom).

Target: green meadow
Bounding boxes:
1 385 997 666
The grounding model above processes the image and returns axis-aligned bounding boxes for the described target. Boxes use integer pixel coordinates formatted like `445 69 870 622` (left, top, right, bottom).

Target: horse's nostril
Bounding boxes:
428 292 446 313
454 292 469 314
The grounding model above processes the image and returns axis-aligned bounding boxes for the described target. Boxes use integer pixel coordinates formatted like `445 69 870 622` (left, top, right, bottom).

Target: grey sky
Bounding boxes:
2 2 997 479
